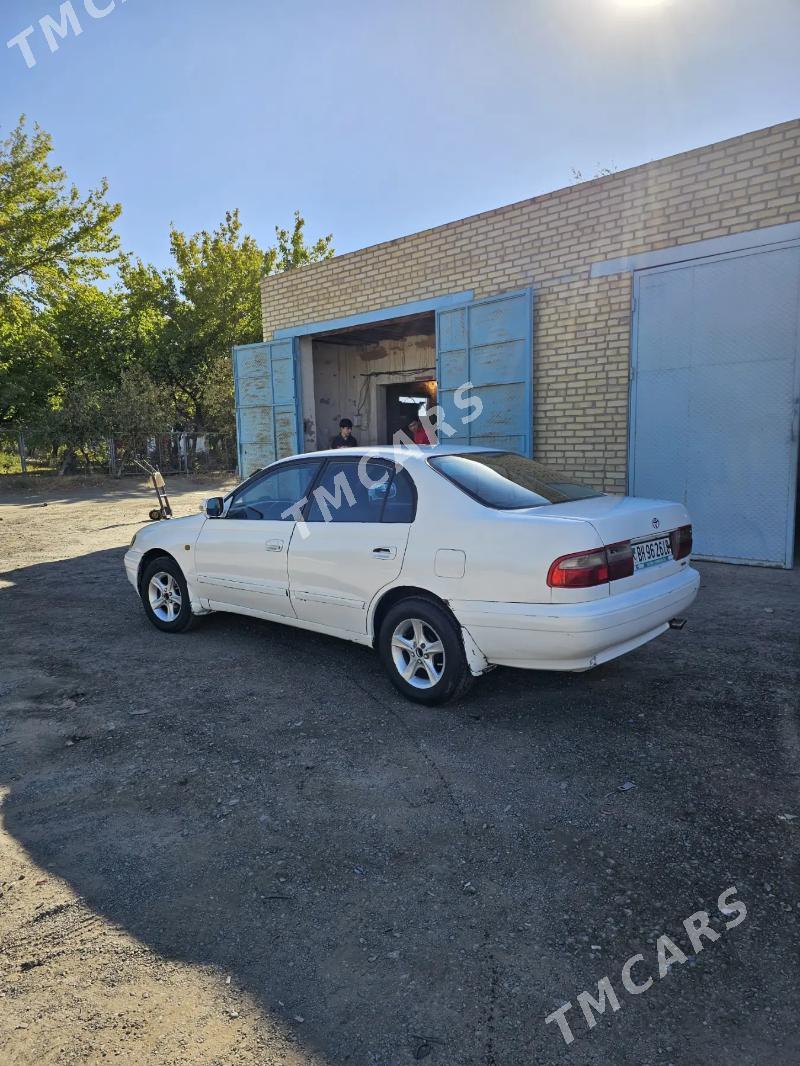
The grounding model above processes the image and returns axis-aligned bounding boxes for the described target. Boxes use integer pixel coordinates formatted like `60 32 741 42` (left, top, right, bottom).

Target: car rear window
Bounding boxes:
428 452 603 509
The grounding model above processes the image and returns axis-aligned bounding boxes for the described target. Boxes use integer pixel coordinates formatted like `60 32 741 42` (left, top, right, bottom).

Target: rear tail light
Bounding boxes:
547 549 608 589
547 541 633 589
606 541 634 581
670 524 693 560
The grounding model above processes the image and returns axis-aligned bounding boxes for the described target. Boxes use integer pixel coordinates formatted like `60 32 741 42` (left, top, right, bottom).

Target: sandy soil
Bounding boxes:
0 476 798 1066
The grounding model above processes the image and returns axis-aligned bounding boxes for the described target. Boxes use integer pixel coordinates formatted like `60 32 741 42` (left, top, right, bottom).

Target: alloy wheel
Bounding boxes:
148 571 183 623
390 617 446 689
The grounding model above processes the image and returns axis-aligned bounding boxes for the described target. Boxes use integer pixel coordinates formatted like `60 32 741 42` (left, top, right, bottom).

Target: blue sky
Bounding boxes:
3 0 800 269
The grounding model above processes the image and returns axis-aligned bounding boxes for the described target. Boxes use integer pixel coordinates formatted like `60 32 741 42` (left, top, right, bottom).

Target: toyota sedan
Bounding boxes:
124 447 699 704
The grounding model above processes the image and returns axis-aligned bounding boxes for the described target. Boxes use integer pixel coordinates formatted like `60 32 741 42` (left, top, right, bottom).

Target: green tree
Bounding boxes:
103 366 173 475
0 297 57 426
49 284 135 390
265 210 334 274
122 209 334 432
0 116 122 432
0 116 121 310
28 286 164 473
197 211 334 432
45 376 107 473
38 366 169 475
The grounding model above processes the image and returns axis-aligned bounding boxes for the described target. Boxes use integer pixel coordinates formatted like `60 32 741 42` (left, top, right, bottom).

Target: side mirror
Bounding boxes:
204 496 224 518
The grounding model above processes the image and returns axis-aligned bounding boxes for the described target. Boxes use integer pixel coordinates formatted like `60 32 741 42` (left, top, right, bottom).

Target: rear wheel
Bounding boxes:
378 597 473 705
140 556 195 633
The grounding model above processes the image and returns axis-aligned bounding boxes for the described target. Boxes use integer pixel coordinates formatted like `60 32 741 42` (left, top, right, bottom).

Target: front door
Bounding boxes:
288 457 416 634
194 459 323 615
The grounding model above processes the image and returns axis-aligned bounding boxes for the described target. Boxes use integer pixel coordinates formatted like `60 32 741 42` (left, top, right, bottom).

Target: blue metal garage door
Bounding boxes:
436 289 534 455
630 244 800 567
232 339 301 478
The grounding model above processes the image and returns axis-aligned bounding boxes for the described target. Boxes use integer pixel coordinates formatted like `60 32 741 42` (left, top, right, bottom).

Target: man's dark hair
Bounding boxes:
339 418 353 429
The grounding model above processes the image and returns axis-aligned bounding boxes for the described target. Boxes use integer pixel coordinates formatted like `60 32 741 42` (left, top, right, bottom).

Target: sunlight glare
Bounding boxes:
612 0 671 11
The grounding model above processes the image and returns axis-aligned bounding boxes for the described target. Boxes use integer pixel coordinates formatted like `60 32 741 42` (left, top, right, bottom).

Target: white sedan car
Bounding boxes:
124 447 699 704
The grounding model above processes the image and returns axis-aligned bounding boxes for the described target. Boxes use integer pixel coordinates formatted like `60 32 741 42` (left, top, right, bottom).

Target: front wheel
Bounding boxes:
140 556 196 633
378 597 474 705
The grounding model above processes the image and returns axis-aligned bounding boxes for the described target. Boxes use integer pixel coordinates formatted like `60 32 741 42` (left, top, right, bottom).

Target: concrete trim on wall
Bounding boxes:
590 221 800 278
271 291 474 340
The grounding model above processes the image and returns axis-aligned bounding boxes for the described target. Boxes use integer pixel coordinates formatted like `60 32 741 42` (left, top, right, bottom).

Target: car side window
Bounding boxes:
227 461 322 521
382 468 416 523
306 458 394 523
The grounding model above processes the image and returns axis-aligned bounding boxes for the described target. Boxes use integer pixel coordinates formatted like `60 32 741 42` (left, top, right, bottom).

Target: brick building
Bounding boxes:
235 119 800 566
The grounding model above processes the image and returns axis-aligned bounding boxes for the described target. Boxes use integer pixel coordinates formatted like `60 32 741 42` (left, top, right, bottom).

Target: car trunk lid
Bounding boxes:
534 495 692 595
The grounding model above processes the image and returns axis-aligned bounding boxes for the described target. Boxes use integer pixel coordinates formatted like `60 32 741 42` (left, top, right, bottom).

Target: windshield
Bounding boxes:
428 452 603 509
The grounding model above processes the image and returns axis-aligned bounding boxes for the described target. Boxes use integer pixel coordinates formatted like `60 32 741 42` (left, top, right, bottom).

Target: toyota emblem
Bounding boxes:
652 517 660 529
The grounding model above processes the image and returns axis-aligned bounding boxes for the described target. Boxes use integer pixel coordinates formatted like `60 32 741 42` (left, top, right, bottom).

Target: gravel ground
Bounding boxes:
0 477 798 1066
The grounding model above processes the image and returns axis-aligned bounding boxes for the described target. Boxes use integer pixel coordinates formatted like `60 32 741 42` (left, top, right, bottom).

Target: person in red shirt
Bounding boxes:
408 417 435 446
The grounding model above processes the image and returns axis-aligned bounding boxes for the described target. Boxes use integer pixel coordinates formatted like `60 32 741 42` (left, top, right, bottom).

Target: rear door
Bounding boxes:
436 289 533 455
233 339 302 478
288 457 415 634
631 244 800 567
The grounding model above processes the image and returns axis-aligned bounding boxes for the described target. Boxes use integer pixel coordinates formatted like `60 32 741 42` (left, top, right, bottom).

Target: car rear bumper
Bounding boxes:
450 565 700 671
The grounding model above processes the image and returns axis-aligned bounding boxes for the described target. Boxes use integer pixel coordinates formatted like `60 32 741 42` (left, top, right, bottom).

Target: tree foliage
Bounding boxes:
0 116 121 310
121 208 334 431
0 296 57 425
265 210 334 274
0 116 335 461
104 366 173 453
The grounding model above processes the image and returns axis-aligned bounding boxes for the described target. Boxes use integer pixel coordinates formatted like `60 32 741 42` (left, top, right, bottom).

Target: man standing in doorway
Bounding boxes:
330 418 358 449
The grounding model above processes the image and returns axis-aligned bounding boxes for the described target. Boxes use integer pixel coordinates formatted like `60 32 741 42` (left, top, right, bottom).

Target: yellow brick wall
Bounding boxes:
260 119 800 491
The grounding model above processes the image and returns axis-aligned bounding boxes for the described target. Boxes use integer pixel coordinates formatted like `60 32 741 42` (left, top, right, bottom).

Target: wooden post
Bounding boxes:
17 431 28 476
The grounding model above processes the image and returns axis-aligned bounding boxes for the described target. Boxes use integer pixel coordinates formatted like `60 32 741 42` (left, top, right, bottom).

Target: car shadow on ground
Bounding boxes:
1 549 799 1065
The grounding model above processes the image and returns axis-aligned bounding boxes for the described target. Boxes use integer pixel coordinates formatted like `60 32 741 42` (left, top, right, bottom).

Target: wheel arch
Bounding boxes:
137 547 182 592
369 585 457 647
370 585 492 677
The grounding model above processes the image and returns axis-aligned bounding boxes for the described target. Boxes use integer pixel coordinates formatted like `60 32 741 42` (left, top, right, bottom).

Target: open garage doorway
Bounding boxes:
300 310 436 450
234 287 534 475
382 381 438 443
293 287 534 455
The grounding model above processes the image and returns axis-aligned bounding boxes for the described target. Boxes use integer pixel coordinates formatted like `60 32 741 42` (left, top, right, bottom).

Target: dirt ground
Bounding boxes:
0 477 798 1066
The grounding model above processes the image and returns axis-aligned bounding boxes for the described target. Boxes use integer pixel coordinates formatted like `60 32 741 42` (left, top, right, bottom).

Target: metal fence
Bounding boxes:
113 432 236 476
1 429 237 478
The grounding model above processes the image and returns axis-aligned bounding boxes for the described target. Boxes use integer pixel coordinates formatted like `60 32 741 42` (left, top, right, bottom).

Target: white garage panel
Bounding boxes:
630 243 800 567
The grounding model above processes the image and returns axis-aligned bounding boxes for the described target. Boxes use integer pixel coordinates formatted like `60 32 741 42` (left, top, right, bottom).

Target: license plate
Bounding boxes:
632 535 672 570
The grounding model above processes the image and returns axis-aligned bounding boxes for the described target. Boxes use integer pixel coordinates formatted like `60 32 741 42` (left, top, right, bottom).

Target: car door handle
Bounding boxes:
372 546 397 560
265 539 284 552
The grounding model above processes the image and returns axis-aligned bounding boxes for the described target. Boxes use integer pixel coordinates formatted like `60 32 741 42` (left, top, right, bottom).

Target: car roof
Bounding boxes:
277 444 500 463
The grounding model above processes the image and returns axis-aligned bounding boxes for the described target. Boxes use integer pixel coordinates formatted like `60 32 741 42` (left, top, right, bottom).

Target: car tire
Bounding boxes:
378 597 474 705
140 556 196 634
